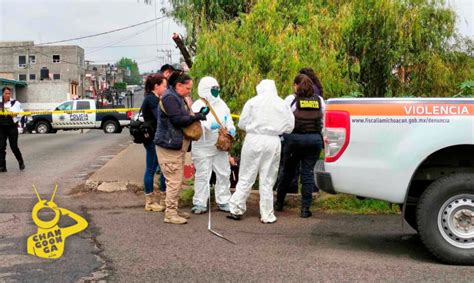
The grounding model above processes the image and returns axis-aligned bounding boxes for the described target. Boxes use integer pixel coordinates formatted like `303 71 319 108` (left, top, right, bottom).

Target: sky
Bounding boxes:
0 0 473 74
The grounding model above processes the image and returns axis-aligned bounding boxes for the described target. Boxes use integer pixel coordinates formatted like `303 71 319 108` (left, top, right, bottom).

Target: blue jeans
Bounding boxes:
143 142 166 194
276 133 322 208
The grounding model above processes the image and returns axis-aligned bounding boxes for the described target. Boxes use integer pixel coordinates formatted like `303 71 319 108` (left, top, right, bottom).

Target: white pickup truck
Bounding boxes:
26 99 132 134
316 98 474 265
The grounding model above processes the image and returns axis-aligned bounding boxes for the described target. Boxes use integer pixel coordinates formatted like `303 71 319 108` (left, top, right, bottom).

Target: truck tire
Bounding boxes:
416 173 474 265
35 121 51 134
103 120 119 134
115 126 123 134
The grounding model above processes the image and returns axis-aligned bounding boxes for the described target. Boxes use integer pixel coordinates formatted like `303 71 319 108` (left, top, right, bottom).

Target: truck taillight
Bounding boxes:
324 110 350 163
127 111 132 119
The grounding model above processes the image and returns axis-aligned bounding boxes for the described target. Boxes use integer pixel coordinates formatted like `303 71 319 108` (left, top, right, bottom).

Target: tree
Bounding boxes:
344 0 464 97
163 0 252 51
166 0 473 105
116 57 141 85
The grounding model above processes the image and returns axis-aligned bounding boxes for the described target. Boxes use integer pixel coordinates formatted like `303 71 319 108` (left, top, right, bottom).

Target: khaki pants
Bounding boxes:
156 139 190 215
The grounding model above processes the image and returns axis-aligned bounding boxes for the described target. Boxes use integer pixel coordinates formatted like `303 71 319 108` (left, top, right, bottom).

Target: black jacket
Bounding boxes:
141 92 159 133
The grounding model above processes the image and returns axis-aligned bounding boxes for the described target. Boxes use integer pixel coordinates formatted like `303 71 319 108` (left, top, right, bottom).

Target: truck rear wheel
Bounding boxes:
103 120 119 134
417 173 474 265
35 121 51 134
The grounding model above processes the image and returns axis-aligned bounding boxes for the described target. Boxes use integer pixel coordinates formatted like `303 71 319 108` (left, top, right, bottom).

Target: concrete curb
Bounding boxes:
84 179 317 208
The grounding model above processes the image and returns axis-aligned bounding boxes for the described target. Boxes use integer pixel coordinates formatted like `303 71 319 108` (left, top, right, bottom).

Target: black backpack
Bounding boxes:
129 110 154 144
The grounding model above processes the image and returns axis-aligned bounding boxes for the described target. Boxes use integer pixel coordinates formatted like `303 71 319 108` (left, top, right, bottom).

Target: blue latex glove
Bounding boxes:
229 128 236 137
210 121 221 130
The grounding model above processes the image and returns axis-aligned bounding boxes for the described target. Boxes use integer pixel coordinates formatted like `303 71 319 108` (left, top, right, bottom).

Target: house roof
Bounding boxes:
0 78 27 87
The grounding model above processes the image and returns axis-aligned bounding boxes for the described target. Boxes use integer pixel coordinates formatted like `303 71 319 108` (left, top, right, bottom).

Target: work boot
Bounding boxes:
159 192 166 208
177 210 190 219
145 193 165 212
164 212 187 224
300 207 312 218
19 160 25 171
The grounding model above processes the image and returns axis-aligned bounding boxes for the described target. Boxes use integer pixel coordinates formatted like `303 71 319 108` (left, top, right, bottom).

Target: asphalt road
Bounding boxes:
77 195 473 282
0 92 144 282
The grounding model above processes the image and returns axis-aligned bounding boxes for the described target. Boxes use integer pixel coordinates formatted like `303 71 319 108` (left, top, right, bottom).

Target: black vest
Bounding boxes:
0 100 16 127
292 95 322 134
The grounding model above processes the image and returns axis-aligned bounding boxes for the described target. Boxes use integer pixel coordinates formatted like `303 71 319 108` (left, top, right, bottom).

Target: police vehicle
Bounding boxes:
26 99 132 134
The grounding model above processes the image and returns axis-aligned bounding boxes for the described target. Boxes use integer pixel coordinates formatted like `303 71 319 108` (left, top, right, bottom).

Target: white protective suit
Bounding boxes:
191 77 236 208
229 80 294 223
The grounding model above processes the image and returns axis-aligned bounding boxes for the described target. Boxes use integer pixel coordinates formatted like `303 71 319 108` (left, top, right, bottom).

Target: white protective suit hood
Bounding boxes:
197 76 220 105
256 79 278 97
237 79 294 136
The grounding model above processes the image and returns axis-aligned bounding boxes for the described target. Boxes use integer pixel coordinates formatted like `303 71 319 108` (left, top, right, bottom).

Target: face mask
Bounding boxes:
210 86 220 98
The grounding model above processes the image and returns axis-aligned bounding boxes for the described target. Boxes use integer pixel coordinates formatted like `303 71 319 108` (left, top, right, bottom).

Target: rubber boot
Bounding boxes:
145 193 165 212
164 211 187 224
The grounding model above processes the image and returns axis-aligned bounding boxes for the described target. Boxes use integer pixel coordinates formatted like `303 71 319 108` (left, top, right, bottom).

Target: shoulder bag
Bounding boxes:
159 98 202 141
201 98 233 151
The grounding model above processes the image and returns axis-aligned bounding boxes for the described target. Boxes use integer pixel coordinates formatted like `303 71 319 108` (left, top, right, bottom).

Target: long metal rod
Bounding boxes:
208 186 236 244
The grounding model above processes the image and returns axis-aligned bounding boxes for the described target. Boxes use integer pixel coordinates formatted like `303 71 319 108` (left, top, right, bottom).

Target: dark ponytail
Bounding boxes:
294 74 314 98
298 68 323 98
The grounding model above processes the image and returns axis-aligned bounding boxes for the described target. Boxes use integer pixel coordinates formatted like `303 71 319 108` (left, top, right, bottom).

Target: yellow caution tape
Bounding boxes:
0 108 140 116
1 108 241 118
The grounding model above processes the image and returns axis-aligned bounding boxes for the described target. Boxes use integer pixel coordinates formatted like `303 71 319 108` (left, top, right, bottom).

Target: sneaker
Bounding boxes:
261 218 277 224
191 205 207 215
217 203 230 212
226 213 241 221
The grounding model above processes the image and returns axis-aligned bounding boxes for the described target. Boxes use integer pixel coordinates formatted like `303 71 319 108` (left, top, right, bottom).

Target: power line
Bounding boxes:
84 17 171 56
0 16 168 49
84 43 175 48
84 22 159 55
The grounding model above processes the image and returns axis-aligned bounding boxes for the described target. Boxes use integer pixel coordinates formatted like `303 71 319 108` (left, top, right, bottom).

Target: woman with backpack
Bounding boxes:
141 74 168 212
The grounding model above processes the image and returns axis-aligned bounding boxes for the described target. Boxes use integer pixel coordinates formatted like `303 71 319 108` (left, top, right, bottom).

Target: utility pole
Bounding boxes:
158 49 173 64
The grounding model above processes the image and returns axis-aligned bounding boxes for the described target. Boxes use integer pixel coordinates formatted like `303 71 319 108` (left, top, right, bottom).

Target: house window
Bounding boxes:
19 74 27 81
29 74 36 80
29 55 36 64
18 55 26 68
53 74 61 80
53 55 60 63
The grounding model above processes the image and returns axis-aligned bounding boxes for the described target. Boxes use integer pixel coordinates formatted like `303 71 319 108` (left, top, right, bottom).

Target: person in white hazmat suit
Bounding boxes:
227 79 294 223
191 76 236 214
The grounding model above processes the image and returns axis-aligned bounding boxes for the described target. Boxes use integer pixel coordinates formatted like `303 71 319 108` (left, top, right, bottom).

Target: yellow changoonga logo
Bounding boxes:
27 185 88 259
299 100 319 109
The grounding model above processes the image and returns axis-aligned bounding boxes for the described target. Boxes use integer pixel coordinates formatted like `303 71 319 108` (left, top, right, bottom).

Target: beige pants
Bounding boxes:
156 139 190 215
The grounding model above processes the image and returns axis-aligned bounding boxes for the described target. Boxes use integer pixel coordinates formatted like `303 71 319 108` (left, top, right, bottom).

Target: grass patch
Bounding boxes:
180 188 194 207
314 193 400 214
